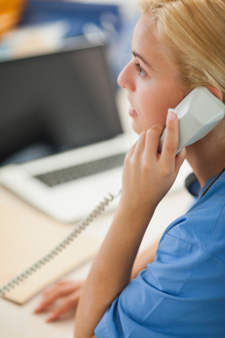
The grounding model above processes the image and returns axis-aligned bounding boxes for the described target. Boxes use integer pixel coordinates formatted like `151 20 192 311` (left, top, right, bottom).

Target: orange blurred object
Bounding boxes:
0 0 27 38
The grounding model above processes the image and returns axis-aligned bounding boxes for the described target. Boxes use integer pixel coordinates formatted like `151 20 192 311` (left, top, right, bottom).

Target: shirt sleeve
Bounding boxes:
95 233 225 338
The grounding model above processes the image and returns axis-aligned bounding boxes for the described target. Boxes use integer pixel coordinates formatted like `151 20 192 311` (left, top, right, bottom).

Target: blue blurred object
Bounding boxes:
19 0 123 38
18 0 138 83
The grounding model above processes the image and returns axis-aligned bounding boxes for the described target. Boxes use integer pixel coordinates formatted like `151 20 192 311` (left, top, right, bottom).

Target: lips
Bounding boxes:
129 105 138 118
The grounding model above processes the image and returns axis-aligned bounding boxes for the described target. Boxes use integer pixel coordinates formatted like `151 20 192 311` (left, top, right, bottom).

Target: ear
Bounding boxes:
207 85 223 102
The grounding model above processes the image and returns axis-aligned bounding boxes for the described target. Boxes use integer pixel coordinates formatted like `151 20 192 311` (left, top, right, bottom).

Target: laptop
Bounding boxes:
0 39 136 223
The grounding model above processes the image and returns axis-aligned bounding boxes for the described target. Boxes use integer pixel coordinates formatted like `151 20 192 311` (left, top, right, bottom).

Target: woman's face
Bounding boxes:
118 14 188 134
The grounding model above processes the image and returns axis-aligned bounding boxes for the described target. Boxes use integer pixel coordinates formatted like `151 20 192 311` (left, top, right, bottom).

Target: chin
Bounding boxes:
131 121 143 135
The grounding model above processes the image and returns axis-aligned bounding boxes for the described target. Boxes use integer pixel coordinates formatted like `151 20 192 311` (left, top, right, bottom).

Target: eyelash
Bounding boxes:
135 63 147 77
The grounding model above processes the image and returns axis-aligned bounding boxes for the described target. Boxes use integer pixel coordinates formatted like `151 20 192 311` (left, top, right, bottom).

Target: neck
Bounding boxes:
186 131 225 187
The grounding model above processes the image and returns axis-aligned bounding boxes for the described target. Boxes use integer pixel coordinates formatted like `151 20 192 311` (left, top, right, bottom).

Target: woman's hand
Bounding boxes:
119 109 186 219
34 280 84 322
34 236 160 323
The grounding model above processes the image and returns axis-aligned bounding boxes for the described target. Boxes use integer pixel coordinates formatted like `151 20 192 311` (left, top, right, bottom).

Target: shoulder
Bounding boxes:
95 173 225 338
164 172 225 259
95 232 225 337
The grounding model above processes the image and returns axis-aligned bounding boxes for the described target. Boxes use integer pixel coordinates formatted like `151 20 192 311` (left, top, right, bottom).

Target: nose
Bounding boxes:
117 61 135 92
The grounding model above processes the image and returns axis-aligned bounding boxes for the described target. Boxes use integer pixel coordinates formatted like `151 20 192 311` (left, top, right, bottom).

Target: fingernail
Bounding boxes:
34 306 42 313
46 314 56 322
168 108 177 120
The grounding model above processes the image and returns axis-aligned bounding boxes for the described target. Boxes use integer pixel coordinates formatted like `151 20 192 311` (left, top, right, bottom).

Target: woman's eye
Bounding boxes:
135 63 147 77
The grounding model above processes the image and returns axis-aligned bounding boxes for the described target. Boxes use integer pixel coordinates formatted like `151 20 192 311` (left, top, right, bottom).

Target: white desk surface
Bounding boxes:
0 173 193 338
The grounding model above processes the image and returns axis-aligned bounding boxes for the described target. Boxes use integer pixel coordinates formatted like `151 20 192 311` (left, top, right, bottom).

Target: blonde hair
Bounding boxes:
138 0 225 103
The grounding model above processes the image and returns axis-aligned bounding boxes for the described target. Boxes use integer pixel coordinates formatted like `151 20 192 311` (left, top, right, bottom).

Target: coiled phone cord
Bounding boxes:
0 190 121 297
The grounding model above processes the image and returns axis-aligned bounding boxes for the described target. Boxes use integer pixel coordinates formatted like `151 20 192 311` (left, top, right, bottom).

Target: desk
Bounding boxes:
0 179 193 338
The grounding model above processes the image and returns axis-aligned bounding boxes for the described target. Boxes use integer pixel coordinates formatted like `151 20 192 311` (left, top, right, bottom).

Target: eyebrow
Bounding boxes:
132 51 154 70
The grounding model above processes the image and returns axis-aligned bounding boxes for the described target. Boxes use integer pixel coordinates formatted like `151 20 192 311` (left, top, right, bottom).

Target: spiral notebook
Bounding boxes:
0 187 114 305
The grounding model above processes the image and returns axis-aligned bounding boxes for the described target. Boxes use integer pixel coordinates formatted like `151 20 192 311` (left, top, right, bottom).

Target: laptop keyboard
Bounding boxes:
34 152 126 187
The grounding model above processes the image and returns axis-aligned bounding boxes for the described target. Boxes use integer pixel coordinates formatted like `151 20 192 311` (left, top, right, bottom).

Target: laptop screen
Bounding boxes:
0 42 123 164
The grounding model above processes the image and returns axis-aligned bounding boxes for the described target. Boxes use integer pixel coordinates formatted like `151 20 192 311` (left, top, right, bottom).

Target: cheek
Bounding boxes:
139 84 185 128
139 92 169 128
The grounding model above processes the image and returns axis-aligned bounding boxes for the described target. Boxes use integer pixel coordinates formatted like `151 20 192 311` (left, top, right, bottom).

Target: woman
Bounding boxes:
37 0 225 336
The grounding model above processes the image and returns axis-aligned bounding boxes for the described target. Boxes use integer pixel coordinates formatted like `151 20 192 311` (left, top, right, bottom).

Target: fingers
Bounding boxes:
132 131 146 158
161 109 178 163
161 109 187 175
46 289 82 322
126 137 137 158
119 108 184 216
126 108 180 167
144 124 165 162
175 148 186 173
126 125 164 162
34 280 84 321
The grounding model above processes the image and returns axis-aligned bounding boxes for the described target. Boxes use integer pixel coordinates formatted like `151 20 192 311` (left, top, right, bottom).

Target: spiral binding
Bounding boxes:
0 190 121 298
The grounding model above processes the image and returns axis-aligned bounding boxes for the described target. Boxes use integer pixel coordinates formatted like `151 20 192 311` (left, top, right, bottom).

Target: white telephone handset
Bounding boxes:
159 87 225 154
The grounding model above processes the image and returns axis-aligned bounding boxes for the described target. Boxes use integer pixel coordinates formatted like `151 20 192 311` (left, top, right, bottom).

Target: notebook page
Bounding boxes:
0 187 100 304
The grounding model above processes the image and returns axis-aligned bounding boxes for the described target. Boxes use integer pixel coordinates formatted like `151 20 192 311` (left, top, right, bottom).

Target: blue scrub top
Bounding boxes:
95 170 225 337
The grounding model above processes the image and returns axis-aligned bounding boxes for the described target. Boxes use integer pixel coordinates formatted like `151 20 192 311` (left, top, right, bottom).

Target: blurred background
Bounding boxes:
0 0 139 72
0 0 139 165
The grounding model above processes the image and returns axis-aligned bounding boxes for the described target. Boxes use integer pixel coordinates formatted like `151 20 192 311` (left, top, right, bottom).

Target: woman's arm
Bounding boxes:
34 239 159 322
74 110 185 338
75 198 156 338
